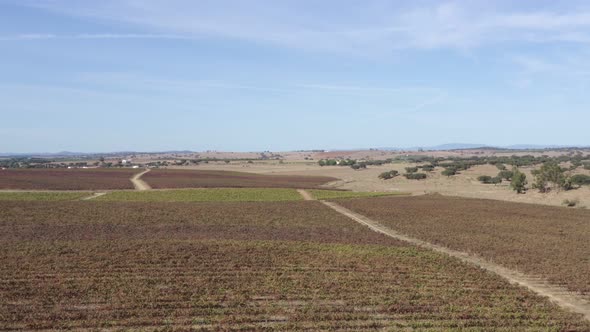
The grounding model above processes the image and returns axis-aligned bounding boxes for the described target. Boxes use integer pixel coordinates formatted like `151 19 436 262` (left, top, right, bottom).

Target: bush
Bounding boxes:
584 163 590 170
405 167 419 173
404 173 427 180
478 175 493 184
562 199 579 207
571 174 590 187
498 170 514 181
421 165 435 172
378 170 399 180
351 163 367 170
441 168 457 177
496 164 507 170
490 176 503 184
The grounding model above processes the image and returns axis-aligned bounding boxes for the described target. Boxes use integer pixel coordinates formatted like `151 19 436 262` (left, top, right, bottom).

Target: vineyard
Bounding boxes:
96 188 304 202
0 168 140 190
142 169 337 189
337 194 590 299
1 200 588 330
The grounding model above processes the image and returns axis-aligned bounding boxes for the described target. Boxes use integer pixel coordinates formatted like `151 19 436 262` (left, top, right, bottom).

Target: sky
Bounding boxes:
1 0 590 152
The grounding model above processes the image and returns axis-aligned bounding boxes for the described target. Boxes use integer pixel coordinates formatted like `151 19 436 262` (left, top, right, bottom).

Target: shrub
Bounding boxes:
498 170 514 181
478 175 493 184
421 165 435 172
404 173 427 180
562 199 579 207
490 176 503 185
351 163 367 170
496 164 507 171
378 170 399 180
584 163 590 170
441 168 457 177
571 174 590 187
405 167 419 173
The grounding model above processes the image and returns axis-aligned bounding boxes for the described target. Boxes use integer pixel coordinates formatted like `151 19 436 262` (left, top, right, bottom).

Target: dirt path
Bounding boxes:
297 189 314 201
81 192 106 200
131 169 151 191
321 201 590 321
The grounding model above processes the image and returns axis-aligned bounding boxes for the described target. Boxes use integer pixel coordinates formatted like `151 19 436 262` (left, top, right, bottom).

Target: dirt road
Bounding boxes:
322 201 590 321
297 189 314 201
81 192 106 200
131 169 151 191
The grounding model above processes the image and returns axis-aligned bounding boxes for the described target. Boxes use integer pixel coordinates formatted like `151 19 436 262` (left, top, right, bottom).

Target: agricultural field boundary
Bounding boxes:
321 200 590 321
131 169 151 190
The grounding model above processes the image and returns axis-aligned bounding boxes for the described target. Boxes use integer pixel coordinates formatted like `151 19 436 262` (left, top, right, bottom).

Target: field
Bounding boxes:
96 188 303 202
337 194 590 299
0 192 91 201
1 200 589 330
308 189 408 200
142 169 337 189
194 161 590 209
0 168 140 190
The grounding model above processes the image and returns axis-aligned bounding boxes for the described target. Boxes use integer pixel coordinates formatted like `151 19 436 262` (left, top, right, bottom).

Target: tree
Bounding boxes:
510 168 527 194
532 161 568 192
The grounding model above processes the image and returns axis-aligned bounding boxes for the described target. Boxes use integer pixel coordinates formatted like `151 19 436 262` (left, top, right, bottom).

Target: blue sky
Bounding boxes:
1 0 590 152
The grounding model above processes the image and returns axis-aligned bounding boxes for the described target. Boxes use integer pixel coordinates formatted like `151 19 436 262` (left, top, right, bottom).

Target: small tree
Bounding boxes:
510 168 527 194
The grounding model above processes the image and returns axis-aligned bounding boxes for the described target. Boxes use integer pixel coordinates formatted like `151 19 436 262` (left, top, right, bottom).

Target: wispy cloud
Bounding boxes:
0 33 197 41
14 1 590 52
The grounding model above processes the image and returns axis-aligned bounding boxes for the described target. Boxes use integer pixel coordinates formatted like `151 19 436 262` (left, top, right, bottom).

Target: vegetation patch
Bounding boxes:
97 188 303 202
309 189 408 200
0 192 91 201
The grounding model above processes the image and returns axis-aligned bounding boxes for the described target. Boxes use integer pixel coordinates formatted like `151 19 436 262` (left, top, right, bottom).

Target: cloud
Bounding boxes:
13 1 590 52
0 33 197 41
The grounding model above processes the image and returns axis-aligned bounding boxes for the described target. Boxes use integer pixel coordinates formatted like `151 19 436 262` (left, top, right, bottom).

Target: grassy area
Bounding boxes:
309 189 408 200
96 188 303 202
0 192 91 201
